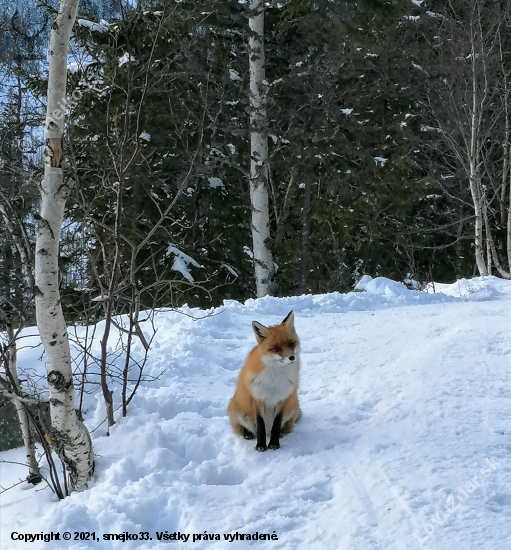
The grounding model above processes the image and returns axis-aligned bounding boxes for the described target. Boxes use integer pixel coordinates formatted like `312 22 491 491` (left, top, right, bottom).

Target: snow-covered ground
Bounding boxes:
1 276 511 549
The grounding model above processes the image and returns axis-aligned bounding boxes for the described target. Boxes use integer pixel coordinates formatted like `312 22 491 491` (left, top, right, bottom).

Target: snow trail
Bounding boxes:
1 277 511 549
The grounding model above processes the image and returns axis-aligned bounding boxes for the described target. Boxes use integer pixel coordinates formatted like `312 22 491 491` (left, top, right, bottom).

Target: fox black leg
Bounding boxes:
242 427 255 440
268 412 283 450
255 413 267 452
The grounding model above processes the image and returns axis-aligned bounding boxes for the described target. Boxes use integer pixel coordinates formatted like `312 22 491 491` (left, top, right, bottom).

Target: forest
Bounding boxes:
1 0 511 492
2 0 511 318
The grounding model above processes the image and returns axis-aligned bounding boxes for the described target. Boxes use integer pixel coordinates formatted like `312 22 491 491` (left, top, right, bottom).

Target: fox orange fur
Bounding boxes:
228 311 301 452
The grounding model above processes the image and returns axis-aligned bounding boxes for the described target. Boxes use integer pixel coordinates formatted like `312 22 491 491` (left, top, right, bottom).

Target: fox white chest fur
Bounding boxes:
250 357 299 408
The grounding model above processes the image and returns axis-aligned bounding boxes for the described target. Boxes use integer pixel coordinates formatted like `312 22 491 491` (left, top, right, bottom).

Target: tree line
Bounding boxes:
4 1 511 315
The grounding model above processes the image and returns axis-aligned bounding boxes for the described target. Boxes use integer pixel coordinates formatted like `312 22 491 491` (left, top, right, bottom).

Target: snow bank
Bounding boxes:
426 275 508 300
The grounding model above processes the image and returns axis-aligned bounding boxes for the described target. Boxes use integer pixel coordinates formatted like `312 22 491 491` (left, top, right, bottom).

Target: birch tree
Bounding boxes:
35 0 94 492
466 2 491 276
248 0 274 297
420 0 505 277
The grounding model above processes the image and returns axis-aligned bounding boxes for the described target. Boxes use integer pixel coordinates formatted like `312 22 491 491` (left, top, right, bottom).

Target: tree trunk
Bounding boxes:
35 0 94 492
484 196 511 279
468 29 488 277
248 0 274 297
99 299 116 431
468 168 488 276
2 318 41 483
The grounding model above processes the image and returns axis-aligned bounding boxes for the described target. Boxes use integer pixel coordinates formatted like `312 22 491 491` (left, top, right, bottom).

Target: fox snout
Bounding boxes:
267 352 296 366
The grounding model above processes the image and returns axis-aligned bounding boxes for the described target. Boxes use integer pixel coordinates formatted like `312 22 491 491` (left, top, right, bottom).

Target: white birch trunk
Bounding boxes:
35 0 94 492
468 162 488 276
248 0 274 297
468 29 488 277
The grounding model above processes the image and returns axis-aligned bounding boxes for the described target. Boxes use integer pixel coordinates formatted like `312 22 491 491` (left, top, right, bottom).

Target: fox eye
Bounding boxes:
271 346 280 353
289 341 295 348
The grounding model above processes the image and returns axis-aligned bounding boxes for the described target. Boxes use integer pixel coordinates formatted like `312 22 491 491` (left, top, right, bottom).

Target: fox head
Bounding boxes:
252 311 299 366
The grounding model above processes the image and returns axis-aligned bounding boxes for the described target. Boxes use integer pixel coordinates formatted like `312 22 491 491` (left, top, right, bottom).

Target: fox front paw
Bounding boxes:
268 441 280 450
255 443 268 452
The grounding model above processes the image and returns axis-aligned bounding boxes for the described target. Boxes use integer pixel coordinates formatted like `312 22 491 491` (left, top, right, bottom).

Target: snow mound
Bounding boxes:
355 275 409 297
428 275 509 300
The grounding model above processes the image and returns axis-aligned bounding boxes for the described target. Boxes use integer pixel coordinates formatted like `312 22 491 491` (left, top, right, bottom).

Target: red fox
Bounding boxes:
228 311 301 452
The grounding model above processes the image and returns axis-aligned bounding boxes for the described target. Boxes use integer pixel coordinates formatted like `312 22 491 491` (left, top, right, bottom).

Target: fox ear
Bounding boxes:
282 311 294 330
252 321 269 342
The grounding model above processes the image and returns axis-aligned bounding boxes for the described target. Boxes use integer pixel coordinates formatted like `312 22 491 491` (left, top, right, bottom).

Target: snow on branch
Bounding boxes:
77 19 110 32
166 245 202 282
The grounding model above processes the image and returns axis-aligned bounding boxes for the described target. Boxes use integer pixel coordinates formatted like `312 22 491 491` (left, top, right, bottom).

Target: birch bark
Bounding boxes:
467 16 488 276
248 0 274 297
35 0 94 492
